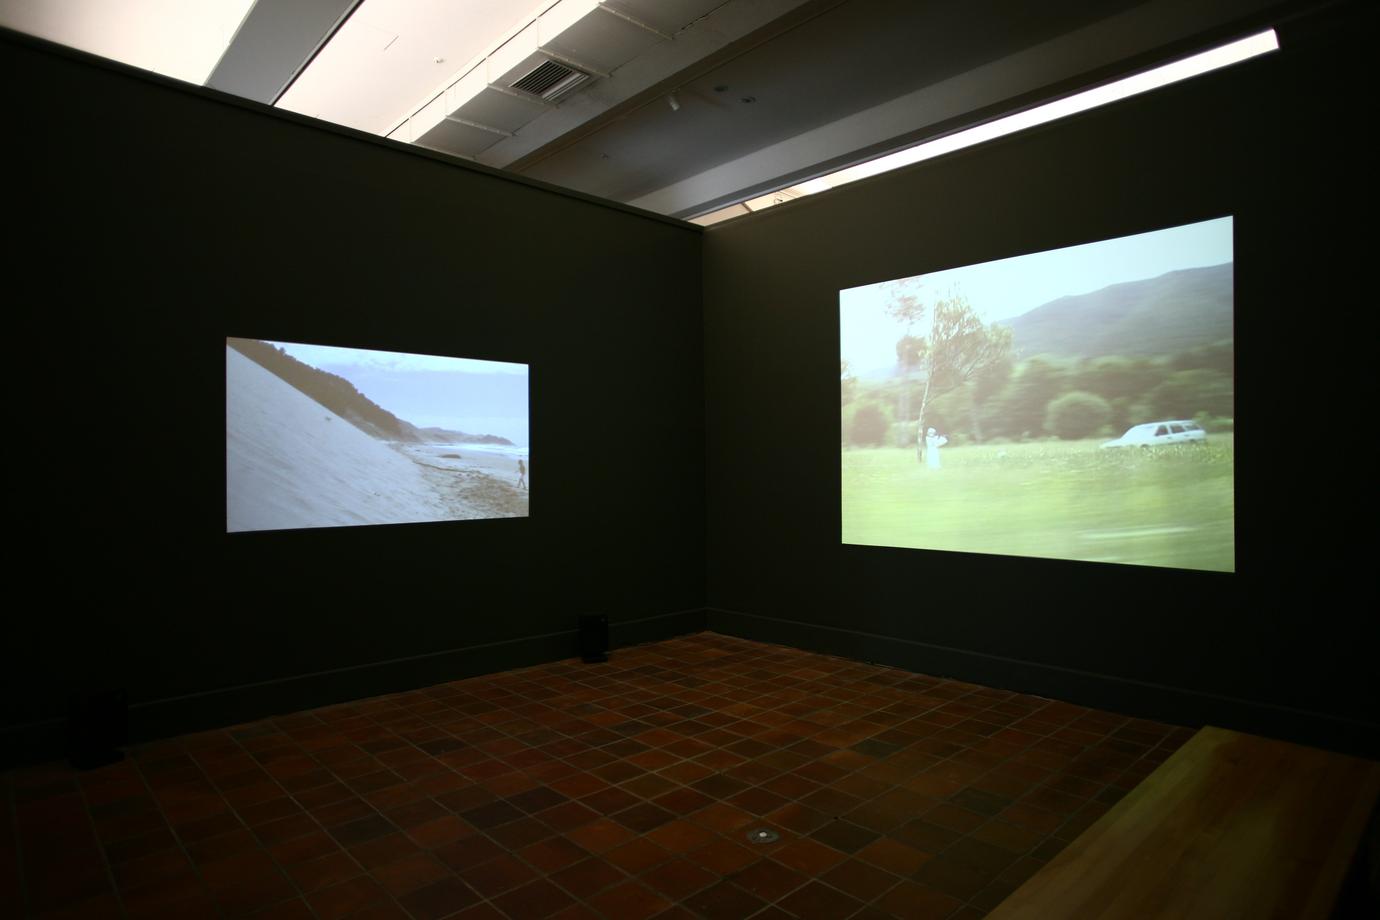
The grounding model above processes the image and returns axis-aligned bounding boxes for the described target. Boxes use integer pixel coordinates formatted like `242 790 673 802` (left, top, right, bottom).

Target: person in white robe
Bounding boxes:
925 427 948 469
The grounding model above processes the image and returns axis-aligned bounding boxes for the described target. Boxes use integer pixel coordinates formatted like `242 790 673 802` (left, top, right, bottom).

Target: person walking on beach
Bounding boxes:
517 458 527 490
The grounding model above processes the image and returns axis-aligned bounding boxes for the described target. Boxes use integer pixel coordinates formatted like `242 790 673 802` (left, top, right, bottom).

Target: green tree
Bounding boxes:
841 360 858 408
1171 339 1234 376
967 354 1012 441
879 277 927 427
991 357 1069 438
885 285 1013 448
1147 369 1233 419
1075 356 1162 403
1045 391 1113 440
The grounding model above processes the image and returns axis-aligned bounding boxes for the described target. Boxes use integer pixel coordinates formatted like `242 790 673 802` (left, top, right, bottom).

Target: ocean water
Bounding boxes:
429 442 529 461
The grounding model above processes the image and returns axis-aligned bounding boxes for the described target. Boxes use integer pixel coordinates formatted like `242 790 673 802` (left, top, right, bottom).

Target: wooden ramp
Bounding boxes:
986 726 1380 920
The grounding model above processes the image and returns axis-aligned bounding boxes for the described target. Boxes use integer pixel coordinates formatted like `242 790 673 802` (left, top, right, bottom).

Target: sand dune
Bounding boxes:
226 347 526 532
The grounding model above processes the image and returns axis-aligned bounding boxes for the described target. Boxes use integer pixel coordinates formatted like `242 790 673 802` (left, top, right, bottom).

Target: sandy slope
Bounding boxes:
226 347 525 532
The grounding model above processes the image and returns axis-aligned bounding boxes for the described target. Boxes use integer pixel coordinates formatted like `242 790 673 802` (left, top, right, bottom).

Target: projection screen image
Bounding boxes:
840 217 1234 573
227 338 529 533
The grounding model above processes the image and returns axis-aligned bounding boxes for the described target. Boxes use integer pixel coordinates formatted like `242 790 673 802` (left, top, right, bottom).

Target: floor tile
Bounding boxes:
4 635 1197 920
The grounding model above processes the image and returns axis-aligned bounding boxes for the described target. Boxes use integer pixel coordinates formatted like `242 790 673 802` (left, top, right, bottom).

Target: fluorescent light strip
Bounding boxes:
694 29 1279 226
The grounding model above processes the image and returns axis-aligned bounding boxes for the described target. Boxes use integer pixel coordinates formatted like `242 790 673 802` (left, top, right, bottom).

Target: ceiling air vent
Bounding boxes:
509 57 589 101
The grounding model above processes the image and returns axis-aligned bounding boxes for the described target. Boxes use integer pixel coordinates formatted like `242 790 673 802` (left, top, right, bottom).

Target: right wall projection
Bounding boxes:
840 216 1234 573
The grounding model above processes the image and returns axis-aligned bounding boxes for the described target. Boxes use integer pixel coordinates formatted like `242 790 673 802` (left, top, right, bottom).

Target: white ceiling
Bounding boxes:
0 0 256 84
275 0 546 132
1 0 1304 220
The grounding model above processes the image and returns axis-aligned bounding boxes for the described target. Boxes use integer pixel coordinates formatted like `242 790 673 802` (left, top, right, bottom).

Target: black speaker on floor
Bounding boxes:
579 614 608 663
67 688 127 770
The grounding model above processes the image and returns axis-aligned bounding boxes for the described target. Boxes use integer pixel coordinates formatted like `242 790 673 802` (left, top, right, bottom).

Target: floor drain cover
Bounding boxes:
747 828 780 844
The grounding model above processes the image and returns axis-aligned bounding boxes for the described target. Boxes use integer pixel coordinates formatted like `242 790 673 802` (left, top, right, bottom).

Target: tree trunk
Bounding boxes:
916 364 933 461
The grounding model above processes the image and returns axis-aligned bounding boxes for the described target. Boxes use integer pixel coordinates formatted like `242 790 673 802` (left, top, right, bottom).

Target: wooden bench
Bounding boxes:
986 726 1380 919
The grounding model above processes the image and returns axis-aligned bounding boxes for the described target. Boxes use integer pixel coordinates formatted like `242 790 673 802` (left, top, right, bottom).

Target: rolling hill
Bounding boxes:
1002 263 1232 358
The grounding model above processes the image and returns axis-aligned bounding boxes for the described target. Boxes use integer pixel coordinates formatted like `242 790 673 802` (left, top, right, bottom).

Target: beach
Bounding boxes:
226 347 528 532
393 443 530 521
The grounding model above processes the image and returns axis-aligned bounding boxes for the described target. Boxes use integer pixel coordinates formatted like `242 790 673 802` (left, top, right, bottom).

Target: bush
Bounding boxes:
849 403 891 445
1195 413 1234 433
1045 391 1113 440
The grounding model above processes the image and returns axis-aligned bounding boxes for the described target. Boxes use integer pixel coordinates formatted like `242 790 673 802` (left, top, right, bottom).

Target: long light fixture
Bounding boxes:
693 29 1280 225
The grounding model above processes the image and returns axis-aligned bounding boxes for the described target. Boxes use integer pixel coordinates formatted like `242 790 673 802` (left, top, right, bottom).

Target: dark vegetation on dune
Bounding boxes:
228 339 513 445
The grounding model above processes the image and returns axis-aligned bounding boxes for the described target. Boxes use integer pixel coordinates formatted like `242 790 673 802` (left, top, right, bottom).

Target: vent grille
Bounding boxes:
510 58 588 100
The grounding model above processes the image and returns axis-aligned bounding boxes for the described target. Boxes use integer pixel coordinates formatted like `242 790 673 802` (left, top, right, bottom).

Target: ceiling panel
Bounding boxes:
519 0 1147 202
604 0 727 37
539 6 664 73
276 0 543 132
206 0 360 104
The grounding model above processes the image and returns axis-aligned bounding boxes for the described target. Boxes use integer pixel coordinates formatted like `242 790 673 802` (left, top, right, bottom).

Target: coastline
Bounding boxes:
393 443 529 520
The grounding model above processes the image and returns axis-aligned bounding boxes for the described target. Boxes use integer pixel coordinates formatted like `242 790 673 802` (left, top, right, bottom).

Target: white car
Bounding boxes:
1101 420 1206 449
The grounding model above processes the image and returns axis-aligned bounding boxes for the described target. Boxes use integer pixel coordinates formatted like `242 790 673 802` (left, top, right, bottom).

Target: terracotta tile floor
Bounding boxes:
1 633 1193 920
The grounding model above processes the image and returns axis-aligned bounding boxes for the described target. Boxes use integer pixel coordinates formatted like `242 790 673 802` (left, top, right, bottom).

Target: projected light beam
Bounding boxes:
839 217 1235 573
226 338 529 533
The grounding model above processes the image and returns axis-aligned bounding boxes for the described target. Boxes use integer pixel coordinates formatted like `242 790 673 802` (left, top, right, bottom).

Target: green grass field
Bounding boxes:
841 436 1235 572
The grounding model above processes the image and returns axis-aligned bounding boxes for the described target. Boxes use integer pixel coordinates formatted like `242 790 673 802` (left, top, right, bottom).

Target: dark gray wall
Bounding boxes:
2 33 705 764
701 9 1377 755
4 5 1375 769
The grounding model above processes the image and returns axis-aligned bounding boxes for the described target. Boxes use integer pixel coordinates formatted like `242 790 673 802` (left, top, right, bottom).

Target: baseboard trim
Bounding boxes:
611 608 707 647
2 608 706 770
706 607 1379 758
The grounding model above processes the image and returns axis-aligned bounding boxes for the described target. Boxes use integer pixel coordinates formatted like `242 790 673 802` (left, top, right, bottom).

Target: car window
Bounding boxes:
1170 424 1184 434
1155 425 1168 436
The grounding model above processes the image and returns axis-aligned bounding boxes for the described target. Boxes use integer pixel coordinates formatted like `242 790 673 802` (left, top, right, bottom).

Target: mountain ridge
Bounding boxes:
852 263 1233 379
1001 263 1232 359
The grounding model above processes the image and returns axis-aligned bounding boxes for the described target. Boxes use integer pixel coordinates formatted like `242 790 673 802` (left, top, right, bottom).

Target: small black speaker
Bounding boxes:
579 614 608 663
67 688 128 770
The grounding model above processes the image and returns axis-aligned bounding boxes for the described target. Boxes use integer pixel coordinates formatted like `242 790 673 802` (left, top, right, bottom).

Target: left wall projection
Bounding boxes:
227 338 529 532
